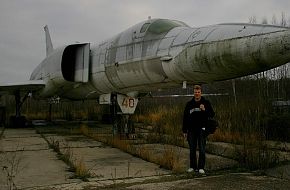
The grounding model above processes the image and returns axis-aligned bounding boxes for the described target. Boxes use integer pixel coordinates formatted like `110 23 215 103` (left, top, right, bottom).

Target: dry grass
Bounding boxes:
132 145 152 162
25 112 47 120
234 141 280 170
0 150 25 190
132 114 148 123
43 136 93 181
74 158 91 180
79 124 183 173
208 129 261 145
157 145 183 173
80 124 89 136
134 93 285 170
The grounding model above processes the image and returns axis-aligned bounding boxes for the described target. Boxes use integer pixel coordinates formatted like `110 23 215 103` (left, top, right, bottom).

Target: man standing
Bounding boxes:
182 85 215 174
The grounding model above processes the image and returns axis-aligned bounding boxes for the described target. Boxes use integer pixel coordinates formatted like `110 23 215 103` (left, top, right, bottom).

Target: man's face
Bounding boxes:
194 89 202 100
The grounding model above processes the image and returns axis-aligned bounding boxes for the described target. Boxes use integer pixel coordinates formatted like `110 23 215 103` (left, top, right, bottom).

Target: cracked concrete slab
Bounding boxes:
0 136 48 152
43 134 170 180
0 129 80 189
126 173 290 190
44 134 105 148
1 128 40 138
70 147 169 180
0 150 79 189
266 164 290 180
134 144 239 171
0 128 48 152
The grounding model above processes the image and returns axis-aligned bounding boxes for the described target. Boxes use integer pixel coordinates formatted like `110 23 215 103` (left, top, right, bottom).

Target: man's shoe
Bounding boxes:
198 169 205 174
187 168 194 173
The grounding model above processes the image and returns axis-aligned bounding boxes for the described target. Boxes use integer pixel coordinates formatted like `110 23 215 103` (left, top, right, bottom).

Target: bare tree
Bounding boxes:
249 16 257 24
272 14 277 25
281 12 287 27
261 17 268 24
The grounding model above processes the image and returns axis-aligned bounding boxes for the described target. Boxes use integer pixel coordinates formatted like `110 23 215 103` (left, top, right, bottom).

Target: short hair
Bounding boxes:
193 85 202 91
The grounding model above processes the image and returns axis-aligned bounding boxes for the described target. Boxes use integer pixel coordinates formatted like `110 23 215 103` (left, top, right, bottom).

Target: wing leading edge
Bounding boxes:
0 80 45 96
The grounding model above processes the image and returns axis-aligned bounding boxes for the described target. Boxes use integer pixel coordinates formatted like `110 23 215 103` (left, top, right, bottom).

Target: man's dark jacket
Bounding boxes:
182 96 215 133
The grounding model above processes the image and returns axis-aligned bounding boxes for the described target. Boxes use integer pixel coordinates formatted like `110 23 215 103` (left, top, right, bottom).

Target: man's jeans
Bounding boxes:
187 129 206 169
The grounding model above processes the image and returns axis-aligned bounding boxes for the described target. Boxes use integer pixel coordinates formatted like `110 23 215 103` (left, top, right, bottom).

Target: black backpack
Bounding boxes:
205 118 218 135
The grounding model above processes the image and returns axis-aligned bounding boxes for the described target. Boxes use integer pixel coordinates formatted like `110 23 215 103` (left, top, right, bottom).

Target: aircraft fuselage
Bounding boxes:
30 19 290 99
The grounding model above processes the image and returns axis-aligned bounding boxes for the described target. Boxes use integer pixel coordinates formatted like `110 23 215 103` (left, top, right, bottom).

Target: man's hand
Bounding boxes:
200 104 205 111
183 133 187 138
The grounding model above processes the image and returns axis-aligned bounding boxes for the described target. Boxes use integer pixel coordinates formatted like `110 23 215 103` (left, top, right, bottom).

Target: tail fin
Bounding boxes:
44 25 53 56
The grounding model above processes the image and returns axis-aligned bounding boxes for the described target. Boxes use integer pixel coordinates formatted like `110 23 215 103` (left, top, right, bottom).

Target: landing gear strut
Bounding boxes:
110 94 135 139
9 90 29 128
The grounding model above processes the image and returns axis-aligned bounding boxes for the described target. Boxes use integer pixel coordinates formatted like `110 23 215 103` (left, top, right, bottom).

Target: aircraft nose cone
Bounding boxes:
261 29 290 66
281 29 290 54
165 27 290 83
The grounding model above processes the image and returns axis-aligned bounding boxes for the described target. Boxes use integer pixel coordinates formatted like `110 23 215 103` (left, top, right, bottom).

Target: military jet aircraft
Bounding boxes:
1 18 290 131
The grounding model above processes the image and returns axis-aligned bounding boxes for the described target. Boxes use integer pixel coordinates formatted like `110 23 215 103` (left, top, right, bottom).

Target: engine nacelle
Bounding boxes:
30 43 90 97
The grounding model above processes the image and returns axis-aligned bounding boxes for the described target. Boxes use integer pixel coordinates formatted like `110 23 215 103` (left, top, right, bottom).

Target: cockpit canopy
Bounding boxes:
141 19 188 34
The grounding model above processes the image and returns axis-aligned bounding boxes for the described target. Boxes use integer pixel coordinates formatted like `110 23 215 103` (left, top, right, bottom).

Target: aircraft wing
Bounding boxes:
0 80 45 96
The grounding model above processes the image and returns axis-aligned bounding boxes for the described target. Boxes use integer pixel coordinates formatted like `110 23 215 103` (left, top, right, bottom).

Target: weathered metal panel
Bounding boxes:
169 46 185 58
158 37 175 51
91 71 117 93
116 46 126 63
188 27 216 43
143 40 160 57
126 44 134 60
157 49 170 57
105 35 121 65
118 29 133 46
204 25 261 42
172 28 196 46
91 55 104 73
106 46 118 65
133 42 142 59
204 24 288 43
141 58 167 82
99 52 106 65
156 27 186 56
98 42 108 65
102 56 167 92
106 61 150 88
161 60 183 82
91 47 100 63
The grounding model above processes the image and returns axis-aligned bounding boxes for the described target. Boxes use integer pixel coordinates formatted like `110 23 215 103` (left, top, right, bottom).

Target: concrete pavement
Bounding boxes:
1 126 289 190
0 127 169 189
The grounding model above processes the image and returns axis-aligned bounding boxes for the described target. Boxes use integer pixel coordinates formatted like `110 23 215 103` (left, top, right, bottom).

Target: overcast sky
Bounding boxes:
0 0 289 83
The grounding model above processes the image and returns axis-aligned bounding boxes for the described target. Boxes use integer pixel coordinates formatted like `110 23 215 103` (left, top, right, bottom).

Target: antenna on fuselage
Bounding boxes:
44 25 53 57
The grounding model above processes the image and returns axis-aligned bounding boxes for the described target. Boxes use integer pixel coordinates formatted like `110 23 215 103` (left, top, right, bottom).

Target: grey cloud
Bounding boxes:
0 0 289 83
